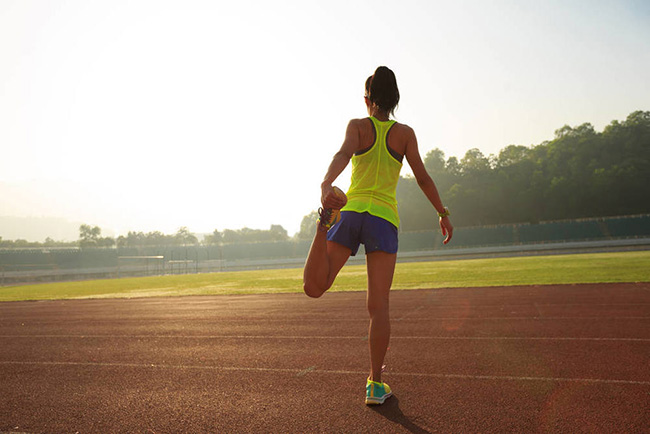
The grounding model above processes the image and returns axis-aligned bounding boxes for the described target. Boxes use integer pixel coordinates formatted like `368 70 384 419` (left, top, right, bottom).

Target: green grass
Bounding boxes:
1 251 649 302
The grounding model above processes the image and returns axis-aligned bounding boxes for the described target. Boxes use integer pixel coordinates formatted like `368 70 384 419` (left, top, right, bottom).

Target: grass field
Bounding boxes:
1 251 649 302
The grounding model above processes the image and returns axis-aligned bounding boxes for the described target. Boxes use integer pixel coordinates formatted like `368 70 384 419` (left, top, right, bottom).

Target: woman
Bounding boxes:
303 66 454 405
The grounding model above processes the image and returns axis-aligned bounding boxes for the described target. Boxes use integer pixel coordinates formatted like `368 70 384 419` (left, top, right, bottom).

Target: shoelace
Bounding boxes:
318 207 333 225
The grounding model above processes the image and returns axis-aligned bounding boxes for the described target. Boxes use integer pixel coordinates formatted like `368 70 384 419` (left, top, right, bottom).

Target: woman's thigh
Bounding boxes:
325 240 352 288
365 251 397 311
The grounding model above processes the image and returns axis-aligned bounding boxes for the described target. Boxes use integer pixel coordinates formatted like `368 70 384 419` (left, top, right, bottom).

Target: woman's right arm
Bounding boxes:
404 126 454 244
320 119 360 209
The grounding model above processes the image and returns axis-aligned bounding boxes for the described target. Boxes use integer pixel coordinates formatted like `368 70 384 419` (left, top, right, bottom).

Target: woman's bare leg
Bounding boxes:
365 251 396 382
303 228 351 298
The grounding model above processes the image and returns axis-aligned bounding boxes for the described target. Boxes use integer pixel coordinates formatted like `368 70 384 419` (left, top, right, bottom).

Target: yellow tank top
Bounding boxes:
341 117 403 227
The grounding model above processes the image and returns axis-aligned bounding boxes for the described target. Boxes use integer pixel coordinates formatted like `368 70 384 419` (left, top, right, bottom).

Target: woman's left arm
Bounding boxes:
404 126 454 244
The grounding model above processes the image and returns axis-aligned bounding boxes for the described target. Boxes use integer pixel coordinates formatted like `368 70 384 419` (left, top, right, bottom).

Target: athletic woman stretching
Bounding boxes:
303 66 454 405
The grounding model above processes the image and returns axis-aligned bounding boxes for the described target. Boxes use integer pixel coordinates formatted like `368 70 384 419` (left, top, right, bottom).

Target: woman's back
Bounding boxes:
352 117 414 160
342 116 413 228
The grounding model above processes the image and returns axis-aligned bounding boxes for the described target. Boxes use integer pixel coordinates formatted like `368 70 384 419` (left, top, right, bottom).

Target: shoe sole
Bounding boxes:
365 392 392 405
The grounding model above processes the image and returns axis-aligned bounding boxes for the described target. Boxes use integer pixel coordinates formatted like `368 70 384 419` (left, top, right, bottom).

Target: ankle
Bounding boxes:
368 375 382 384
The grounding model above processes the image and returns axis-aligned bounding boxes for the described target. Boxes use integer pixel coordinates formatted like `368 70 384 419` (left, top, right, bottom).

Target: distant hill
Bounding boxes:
0 216 83 242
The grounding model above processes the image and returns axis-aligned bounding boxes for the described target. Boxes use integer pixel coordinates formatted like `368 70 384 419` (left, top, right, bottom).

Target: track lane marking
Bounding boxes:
1 335 650 342
296 366 316 377
1 316 649 325
1 360 649 386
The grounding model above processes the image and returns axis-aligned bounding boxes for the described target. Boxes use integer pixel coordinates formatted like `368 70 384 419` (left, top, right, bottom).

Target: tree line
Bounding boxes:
295 111 649 235
395 110 650 231
2 110 647 248
0 224 293 248
86 225 291 248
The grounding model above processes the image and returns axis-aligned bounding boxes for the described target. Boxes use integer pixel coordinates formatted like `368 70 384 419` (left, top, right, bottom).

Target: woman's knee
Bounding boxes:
303 281 326 298
367 297 389 317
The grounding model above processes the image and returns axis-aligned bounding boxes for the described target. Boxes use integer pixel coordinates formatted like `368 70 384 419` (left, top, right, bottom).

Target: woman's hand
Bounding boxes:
439 216 454 245
321 183 347 209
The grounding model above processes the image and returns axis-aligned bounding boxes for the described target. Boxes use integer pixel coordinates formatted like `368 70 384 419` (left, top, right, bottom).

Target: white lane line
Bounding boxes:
392 336 650 342
533 303 650 306
394 305 425 322
296 366 316 377
394 316 650 320
1 360 649 386
1 316 649 325
1 335 649 342
393 372 650 386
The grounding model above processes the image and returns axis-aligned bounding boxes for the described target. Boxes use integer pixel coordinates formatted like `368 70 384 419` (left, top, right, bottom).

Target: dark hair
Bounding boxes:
365 66 400 117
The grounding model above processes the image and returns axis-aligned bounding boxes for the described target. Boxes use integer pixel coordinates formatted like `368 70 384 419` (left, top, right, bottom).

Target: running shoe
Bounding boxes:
365 378 392 405
317 207 341 230
317 187 347 231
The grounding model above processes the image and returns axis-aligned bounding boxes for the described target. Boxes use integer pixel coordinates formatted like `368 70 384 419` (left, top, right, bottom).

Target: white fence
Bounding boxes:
2 237 649 287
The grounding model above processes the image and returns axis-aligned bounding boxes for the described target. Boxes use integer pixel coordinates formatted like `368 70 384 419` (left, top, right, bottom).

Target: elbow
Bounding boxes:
416 174 434 189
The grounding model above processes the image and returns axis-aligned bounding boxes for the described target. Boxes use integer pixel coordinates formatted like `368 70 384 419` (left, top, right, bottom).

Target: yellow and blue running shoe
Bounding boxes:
365 378 392 405
317 207 341 230
317 187 347 231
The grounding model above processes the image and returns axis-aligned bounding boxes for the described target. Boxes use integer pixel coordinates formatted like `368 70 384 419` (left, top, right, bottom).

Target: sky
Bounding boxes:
1 0 649 240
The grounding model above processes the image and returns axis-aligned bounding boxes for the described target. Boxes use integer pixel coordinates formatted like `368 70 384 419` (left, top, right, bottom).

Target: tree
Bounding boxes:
269 225 289 241
204 229 223 245
79 224 101 247
424 148 446 174
175 227 198 246
460 148 491 173
296 211 319 240
445 156 461 176
393 111 650 228
218 225 291 243
496 145 530 168
79 224 115 248
221 229 240 243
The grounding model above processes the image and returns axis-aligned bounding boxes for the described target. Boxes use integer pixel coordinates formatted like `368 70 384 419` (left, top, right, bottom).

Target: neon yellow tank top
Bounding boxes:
341 116 403 227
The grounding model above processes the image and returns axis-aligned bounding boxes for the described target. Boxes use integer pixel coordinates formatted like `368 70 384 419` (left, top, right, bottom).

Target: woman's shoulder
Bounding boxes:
348 118 413 129
346 118 375 135
347 118 416 140
390 121 416 139
348 117 372 126
391 119 412 129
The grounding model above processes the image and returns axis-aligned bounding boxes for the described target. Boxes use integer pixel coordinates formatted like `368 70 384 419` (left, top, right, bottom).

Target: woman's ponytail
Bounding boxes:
366 66 400 117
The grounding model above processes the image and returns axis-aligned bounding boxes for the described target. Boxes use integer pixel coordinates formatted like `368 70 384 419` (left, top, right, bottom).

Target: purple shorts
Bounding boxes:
326 211 398 256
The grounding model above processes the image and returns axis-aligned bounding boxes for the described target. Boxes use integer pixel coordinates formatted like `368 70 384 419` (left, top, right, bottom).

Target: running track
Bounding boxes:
1 283 649 433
